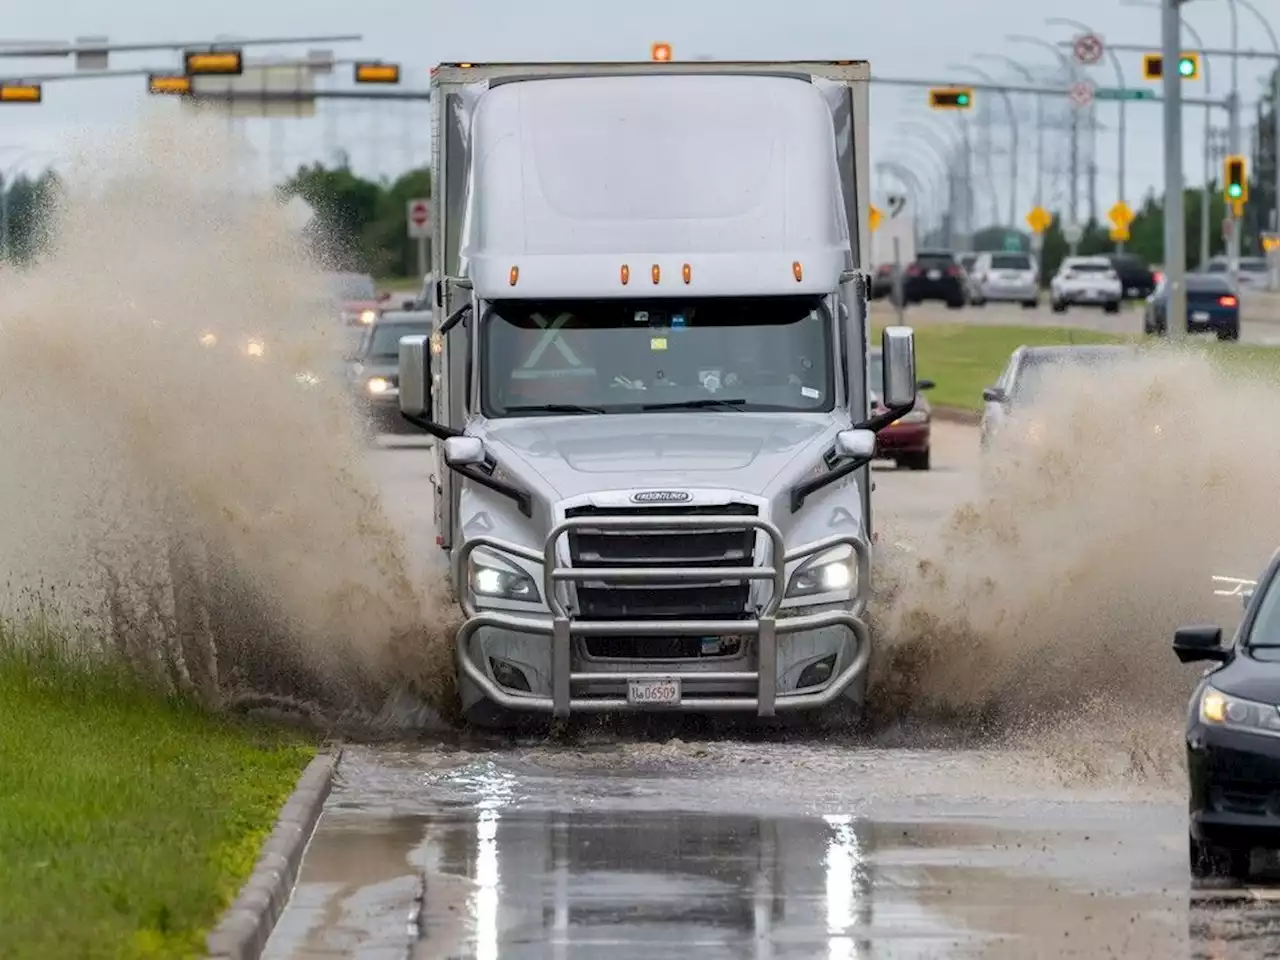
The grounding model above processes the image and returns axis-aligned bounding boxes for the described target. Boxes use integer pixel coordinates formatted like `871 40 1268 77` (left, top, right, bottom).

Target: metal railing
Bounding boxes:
452 513 872 717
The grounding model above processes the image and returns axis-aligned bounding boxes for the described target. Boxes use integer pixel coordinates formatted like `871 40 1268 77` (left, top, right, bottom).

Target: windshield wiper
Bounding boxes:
640 398 747 412
502 404 607 415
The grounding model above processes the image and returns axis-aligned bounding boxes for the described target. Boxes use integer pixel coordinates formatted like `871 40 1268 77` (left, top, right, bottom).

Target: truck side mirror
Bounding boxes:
982 386 1007 403
443 436 486 466
880 326 917 409
398 334 431 421
834 428 876 459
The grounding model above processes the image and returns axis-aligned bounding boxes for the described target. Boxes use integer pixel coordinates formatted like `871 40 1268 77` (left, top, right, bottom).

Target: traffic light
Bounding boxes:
183 50 242 76
651 42 672 62
929 87 972 110
147 74 192 96
1142 53 1199 79
354 62 400 84
1224 154 1248 203
0 84 41 103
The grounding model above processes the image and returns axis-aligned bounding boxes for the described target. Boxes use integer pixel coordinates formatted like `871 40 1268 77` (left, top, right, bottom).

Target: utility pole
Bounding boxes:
1163 0 1188 337
1227 0 1242 285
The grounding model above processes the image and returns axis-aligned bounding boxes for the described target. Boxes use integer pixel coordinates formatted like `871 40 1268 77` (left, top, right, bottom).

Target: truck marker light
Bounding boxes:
620 264 630 285
651 264 661 284
509 265 519 286
793 261 803 281
682 263 692 284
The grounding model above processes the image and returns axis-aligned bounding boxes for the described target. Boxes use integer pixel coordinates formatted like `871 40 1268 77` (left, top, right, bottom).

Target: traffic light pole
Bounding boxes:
1227 0 1242 287
1162 0 1188 338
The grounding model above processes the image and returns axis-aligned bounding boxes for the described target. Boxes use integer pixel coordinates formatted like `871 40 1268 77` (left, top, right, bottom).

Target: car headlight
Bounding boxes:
295 371 320 387
785 545 858 599
366 377 394 395
1200 686 1280 736
245 338 265 358
897 409 929 424
359 309 377 325
199 331 217 348
469 557 540 602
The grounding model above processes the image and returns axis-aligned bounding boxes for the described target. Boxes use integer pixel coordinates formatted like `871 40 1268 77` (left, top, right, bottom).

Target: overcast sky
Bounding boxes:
1 0 1271 230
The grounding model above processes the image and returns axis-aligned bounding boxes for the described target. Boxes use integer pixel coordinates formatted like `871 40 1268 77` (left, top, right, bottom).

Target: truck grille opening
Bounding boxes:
563 504 758 656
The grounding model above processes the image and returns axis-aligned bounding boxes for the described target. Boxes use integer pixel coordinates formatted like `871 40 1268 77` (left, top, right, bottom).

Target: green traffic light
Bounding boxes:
957 94 969 105
1228 183 1243 198
1178 57 1195 77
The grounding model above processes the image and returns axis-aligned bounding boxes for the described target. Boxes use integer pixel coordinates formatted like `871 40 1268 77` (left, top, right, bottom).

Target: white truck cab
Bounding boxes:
398 61 918 728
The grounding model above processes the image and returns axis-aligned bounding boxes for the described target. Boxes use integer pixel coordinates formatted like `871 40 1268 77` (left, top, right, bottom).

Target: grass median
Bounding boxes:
0 624 315 960
872 321 1280 414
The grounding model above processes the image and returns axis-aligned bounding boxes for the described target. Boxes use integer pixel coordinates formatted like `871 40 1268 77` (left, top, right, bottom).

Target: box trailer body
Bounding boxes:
406 61 918 726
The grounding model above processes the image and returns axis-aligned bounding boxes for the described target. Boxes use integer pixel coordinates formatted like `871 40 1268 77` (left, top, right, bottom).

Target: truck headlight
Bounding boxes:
897 409 929 424
359 309 377 325
785 546 857 599
470 557 540 602
1200 686 1280 735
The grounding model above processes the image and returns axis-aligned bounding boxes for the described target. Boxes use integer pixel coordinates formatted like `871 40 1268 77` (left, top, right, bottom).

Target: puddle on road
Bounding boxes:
262 746 1280 960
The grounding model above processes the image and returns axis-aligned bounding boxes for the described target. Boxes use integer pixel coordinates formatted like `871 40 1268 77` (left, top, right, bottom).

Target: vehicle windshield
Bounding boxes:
917 253 955 267
361 321 431 360
328 273 376 300
992 254 1031 270
1065 261 1111 273
1186 275 1234 294
481 296 834 416
1248 570 1280 648
1011 350 1135 403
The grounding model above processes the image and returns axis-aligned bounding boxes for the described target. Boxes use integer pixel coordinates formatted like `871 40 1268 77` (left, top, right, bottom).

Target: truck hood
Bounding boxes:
480 413 835 501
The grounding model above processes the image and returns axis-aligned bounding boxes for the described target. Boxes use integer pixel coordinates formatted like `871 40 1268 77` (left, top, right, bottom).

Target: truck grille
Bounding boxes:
563 504 757 623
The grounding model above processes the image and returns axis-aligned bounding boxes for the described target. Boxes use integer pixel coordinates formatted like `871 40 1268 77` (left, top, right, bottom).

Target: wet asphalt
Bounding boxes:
261 425 1280 959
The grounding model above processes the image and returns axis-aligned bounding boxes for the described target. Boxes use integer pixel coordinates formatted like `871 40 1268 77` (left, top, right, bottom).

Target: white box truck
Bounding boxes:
398 60 919 728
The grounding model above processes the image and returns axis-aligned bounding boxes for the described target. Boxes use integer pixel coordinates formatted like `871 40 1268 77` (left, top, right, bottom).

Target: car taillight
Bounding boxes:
907 265 921 276
878 265 891 275
1220 295 1238 307
1153 271 1164 284
946 265 959 276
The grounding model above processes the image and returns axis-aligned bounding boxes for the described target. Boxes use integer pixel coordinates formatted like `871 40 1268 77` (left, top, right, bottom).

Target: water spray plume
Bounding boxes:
0 111 455 729
870 347 1280 784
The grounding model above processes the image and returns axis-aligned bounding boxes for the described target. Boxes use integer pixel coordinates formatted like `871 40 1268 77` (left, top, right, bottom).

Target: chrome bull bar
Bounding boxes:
453 515 872 718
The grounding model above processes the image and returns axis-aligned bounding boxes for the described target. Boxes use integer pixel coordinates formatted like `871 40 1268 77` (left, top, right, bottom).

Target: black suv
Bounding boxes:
1108 252 1156 300
904 250 966 308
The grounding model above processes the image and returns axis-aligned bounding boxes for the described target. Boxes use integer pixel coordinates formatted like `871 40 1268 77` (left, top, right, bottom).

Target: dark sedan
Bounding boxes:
1109 252 1157 300
1144 273 1240 341
346 311 432 434
903 250 967 309
1174 549 1280 881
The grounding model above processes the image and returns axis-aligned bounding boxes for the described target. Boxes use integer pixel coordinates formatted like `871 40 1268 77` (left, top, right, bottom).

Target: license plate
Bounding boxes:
628 677 681 706
927 269 941 280
1193 311 1210 321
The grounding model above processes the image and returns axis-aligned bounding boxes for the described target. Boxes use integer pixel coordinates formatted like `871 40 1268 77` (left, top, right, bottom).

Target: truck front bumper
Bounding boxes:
453 515 872 717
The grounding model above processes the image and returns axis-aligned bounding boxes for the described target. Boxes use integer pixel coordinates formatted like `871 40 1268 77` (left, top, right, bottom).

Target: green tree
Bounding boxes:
279 160 383 270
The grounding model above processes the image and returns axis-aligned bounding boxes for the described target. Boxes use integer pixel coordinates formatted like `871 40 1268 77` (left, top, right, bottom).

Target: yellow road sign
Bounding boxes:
1025 206 1051 234
1109 224 1130 243
869 205 882 231
1108 201 1134 227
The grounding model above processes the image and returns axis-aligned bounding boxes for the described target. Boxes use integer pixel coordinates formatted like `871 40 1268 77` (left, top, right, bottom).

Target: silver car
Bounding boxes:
970 251 1040 308
1203 255 1270 291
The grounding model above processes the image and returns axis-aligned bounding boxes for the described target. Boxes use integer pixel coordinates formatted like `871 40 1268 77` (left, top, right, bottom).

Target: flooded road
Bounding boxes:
263 424 1280 958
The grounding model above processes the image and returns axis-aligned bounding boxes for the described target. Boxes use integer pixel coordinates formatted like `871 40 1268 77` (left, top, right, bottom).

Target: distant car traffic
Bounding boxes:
1144 272 1240 341
326 270 387 327
958 253 981 304
870 263 904 301
868 347 935 470
1174 550 1280 881
1108 252 1157 300
1203 255 1270 291
968 251 1040 308
346 310 433 434
904 250 967 309
979 343 1142 449
1049 256 1122 313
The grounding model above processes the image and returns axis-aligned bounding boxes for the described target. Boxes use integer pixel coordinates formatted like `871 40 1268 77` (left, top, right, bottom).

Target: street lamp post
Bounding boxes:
974 53 1044 217
898 122 966 246
949 63 1019 229
1045 17 1129 252
1006 34 1084 241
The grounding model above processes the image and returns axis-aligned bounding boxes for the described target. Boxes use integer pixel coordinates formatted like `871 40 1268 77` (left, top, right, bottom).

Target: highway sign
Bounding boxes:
1109 224 1129 243
1063 222 1083 244
407 198 431 238
869 205 883 232
1108 201 1134 227
1025 206 1052 234
1069 82 1094 108
1074 33 1104 66
1095 88 1156 101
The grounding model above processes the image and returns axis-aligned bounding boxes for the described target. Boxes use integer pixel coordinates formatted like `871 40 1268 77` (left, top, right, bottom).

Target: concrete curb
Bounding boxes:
205 747 341 960
932 405 981 426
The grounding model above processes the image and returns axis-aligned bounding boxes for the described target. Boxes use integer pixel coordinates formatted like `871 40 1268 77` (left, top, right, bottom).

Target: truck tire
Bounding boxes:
1190 832 1251 881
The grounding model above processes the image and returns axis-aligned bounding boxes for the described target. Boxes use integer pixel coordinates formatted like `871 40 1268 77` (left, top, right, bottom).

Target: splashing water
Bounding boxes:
868 345 1280 783
0 111 457 728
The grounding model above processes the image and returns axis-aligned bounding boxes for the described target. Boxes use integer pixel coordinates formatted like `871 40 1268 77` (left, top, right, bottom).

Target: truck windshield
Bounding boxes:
481 296 834 416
